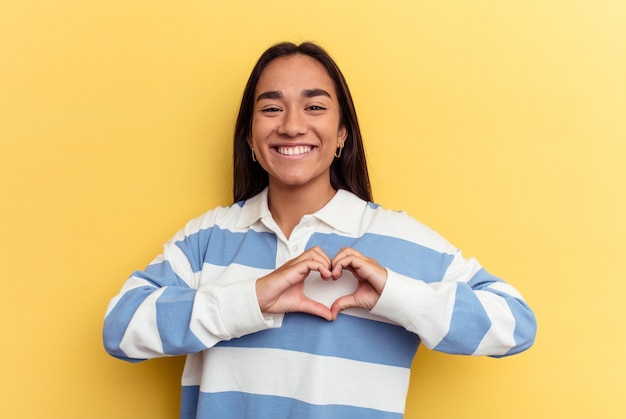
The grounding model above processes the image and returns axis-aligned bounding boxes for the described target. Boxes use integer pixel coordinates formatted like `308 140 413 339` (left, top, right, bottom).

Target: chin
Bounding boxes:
269 170 331 190
270 176 320 189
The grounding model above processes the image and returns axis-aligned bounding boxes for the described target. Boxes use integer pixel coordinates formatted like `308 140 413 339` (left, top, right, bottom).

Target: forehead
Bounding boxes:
256 55 336 95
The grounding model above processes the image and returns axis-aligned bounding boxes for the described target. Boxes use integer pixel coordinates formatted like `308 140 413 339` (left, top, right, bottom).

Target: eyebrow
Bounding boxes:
256 88 332 102
256 91 283 102
302 88 331 99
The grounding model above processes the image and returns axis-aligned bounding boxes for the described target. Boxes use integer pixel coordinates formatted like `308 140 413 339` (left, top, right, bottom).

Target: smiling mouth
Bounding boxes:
275 146 314 156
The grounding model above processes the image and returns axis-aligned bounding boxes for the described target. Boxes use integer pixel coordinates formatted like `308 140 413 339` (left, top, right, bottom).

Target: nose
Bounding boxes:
277 108 307 137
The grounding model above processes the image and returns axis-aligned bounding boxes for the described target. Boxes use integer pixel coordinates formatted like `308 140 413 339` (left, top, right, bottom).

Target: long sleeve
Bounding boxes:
103 210 277 362
310 190 537 358
371 252 536 357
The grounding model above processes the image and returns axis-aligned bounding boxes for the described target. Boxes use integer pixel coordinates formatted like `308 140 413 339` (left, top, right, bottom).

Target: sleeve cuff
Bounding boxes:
194 278 280 341
370 269 428 330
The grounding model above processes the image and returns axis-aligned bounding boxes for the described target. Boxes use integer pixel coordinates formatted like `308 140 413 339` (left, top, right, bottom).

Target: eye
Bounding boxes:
306 105 327 111
260 107 282 113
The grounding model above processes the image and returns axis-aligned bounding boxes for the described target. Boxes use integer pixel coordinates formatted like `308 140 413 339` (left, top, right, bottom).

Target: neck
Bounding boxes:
267 181 336 239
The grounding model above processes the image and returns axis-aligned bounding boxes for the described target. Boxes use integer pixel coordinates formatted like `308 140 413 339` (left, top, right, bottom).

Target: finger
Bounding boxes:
299 258 332 279
331 254 387 292
330 247 362 274
334 247 363 261
264 259 330 293
330 295 357 320
301 246 331 261
294 247 332 279
296 247 331 268
331 253 361 278
309 245 332 260
299 298 333 321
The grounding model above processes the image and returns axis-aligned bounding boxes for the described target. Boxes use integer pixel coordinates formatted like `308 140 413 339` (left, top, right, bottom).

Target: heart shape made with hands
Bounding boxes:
303 271 358 309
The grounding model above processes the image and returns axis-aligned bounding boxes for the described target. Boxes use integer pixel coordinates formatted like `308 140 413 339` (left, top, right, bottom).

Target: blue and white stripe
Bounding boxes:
104 188 536 417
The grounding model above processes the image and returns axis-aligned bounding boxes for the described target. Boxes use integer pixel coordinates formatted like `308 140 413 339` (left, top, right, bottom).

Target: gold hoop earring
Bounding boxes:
335 144 344 158
251 148 257 162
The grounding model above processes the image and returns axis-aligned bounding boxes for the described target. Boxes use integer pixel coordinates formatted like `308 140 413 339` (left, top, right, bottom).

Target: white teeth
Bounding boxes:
276 146 313 156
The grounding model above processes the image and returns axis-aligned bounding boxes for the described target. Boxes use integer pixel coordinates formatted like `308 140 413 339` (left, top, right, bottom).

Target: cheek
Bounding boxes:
250 119 273 143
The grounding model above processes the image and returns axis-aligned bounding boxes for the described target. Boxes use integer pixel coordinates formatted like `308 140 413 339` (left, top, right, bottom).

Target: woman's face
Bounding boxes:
248 54 347 192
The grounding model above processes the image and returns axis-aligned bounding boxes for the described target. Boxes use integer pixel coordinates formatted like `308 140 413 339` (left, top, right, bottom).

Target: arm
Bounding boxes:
330 246 536 357
372 254 536 356
103 220 337 361
103 224 275 362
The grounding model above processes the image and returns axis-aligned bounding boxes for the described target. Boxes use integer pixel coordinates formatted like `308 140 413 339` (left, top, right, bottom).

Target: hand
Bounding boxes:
329 247 388 320
256 246 334 321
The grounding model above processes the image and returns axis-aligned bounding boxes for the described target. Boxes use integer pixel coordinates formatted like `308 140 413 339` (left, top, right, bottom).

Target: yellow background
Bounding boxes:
1 0 624 417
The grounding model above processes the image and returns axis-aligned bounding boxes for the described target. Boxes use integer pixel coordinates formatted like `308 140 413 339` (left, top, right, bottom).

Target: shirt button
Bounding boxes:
292 244 299 252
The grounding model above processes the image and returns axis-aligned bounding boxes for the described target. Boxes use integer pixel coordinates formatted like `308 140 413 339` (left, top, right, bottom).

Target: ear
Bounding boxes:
337 125 348 144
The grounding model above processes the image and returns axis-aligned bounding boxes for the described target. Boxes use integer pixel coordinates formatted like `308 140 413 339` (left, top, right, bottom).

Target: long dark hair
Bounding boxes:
233 42 372 203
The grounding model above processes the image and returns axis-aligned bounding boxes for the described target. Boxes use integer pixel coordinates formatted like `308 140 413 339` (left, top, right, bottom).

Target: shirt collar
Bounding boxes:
313 189 367 233
236 187 272 229
236 187 367 234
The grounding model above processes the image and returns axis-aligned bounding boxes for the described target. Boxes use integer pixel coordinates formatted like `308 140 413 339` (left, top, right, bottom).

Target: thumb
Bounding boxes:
300 297 334 321
330 294 358 320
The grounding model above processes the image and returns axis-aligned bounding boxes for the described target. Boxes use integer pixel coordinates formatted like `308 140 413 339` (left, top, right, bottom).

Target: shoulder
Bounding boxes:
360 200 456 254
169 199 256 243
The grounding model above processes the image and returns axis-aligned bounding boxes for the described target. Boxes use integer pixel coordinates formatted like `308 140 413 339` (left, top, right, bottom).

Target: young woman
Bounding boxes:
104 42 536 418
